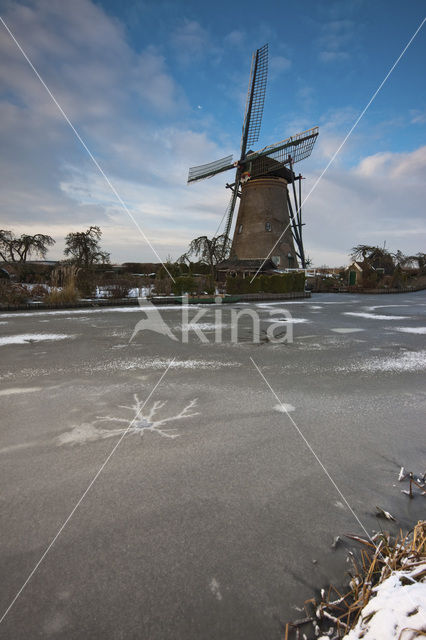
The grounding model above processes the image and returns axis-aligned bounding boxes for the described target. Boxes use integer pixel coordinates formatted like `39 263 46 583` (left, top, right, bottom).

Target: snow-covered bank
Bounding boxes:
341 564 426 640
288 521 426 640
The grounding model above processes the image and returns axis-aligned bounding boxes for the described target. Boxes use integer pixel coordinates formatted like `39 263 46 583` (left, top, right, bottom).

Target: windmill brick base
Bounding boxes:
230 176 298 269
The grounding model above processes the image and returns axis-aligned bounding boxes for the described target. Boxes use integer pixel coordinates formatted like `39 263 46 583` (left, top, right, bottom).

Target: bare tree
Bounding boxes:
180 234 231 275
0 230 55 263
350 244 394 274
392 250 409 268
64 226 110 267
350 244 378 262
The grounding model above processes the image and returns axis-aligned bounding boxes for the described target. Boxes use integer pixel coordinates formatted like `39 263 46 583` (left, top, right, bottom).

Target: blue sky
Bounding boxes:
0 0 425 265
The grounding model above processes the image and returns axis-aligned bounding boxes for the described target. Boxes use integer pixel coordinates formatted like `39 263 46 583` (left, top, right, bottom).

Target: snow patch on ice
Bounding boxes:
0 386 42 396
340 350 426 373
0 333 74 346
394 326 426 334
334 500 345 510
265 317 309 324
331 328 365 334
209 578 223 601
274 403 295 413
344 312 409 320
177 323 228 332
90 358 241 372
0 304 195 319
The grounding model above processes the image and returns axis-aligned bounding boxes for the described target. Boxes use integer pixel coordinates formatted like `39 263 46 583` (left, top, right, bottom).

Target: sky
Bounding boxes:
0 0 425 267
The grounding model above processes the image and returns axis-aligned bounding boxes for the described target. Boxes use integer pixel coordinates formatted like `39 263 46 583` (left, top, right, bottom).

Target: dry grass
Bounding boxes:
285 521 426 640
44 284 79 304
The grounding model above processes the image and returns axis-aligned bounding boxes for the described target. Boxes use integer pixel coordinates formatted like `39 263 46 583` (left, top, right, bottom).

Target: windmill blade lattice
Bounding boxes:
187 154 234 184
241 43 268 156
248 127 319 177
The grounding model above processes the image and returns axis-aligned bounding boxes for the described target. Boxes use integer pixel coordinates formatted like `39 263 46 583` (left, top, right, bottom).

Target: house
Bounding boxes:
346 261 365 286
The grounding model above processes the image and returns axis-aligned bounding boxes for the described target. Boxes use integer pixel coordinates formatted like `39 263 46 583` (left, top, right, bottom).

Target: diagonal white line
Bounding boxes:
0 359 175 626
0 16 175 282
250 356 374 542
250 16 426 282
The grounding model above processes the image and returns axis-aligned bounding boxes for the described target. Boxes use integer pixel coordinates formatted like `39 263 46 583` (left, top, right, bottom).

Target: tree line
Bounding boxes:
0 226 109 268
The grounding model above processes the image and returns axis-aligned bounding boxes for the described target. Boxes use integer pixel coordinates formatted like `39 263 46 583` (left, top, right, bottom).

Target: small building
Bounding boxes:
345 261 375 286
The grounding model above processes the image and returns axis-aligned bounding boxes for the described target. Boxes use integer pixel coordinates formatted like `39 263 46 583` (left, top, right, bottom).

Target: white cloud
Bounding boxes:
170 19 213 65
304 146 426 266
269 55 292 77
317 19 355 64
0 0 231 262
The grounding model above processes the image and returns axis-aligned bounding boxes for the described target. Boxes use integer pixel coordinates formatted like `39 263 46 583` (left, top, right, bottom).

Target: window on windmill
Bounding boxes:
238 224 243 234
265 221 272 232
288 253 295 266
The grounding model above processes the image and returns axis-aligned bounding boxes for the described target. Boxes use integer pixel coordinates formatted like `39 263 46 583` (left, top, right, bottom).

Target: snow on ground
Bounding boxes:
339 565 426 640
0 334 74 346
344 312 409 320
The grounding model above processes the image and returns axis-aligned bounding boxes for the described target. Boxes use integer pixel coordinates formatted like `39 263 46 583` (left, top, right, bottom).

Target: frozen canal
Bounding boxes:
0 292 425 639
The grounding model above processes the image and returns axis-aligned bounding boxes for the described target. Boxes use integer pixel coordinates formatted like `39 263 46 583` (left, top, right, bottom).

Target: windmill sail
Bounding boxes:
248 127 318 177
240 43 268 157
187 154 234 184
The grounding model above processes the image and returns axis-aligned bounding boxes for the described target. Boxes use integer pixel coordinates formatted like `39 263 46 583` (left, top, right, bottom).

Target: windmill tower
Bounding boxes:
187 44 318 269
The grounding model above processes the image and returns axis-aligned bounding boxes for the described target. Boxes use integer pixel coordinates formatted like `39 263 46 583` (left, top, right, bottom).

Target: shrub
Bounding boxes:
30 284 49 299
104 276 138 299
226 272 305 295
0 281 29 305
76 268 98 298
153 277 173 296
172 275 197 296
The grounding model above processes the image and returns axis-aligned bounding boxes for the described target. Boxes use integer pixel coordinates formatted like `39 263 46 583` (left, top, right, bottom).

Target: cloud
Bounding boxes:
269 55 292 78
224 30 245 48
304 146 426 266
170 19 213 65
0 0 231 262
317 19 355 64
410 109 426 125
319 50 350 63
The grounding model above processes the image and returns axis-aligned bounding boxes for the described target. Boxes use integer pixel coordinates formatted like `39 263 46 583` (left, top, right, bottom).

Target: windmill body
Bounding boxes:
187 44 318 270
231 175 297 268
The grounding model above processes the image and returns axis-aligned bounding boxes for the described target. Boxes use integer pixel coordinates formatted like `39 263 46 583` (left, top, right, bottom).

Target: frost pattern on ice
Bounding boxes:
57 396 199 445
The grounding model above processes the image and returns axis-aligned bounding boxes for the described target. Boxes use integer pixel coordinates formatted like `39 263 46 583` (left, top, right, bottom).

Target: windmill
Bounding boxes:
187 43 318 269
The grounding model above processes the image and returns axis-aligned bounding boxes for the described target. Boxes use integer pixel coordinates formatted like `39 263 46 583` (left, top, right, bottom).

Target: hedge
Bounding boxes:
226 272 305 294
